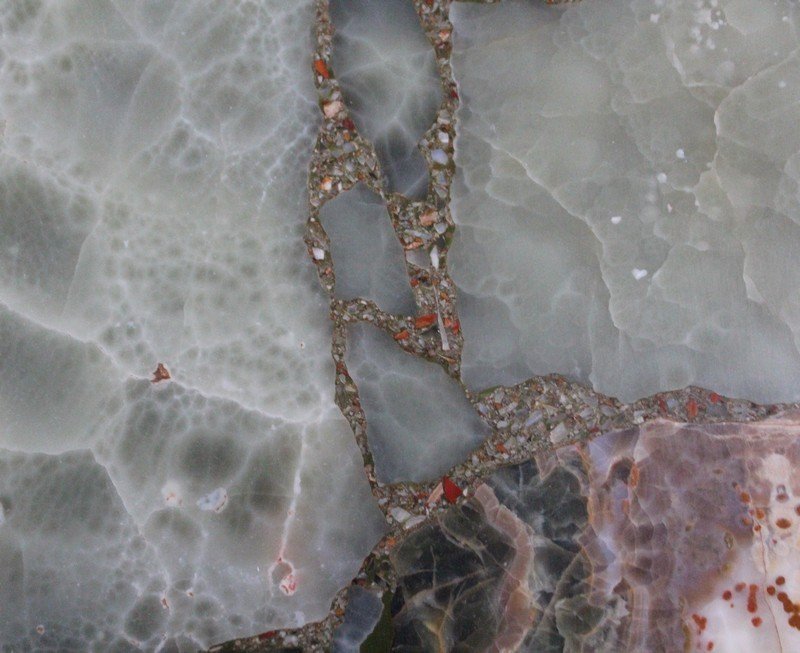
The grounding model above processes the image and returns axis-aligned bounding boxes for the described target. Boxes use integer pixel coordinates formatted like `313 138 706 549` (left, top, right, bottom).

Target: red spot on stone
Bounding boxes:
723 590 732 601
795 505 800 516
754 524 762 532
442 475 462 503
740 492 751 503
414 313 437 329
443 317 460 333
314 59 330 79
777 576 786 586
151 363 171 383
778 592 793 613
755 508 766 520
686 398 699 419
747 584 758 613
767 586 776 596
707 643 714 652
790 614 800 630
692 614 707 632
709 392 721 403
657 396 668 414
735 583 746 592
258 631 277 641
342 117 356 131
393 330 410 341
776 518 792 529
752 617 762 627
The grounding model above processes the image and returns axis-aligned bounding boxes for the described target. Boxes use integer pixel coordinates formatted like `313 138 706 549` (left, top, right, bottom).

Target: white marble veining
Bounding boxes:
345 323 491 483
319 183 416 315
0 1 385 649
450 0 800 403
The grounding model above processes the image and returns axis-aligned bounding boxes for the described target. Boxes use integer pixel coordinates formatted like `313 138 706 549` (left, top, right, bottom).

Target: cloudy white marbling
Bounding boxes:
329 0 442 199
449 0 800 403
0 1 385 649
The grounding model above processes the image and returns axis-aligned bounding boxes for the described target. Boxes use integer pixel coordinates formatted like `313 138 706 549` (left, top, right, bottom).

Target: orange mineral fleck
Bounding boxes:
314 59 330 79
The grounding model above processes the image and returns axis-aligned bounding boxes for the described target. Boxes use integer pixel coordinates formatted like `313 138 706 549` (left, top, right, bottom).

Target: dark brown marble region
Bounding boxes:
487 460 620 653
390 496 518 651
390 414 800 653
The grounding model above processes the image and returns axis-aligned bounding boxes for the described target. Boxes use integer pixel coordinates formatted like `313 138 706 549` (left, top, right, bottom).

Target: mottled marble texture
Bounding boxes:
319 183 415 314
450 0 800 403
345 322 491 483
392 415 800 652
579 415 800 652
329 0 442 198
0 1 385 649
390 492 518 652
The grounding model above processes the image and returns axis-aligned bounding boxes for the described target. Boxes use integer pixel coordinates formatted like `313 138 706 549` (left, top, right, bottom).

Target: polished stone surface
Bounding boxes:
319 183 415 314
0 1 385 649
388 414 800 652
331 585 385 653
345 322 491 483
330 0 442 198
390 492 518 651
450 0 800 403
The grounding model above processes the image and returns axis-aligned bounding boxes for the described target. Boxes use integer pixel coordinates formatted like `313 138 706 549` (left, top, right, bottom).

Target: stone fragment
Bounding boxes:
331 586 385 653
486 414 800 651
329 0 442 198
345 323 491 483
449 0 800 402
0 0 385 647
318 183 415 314
390 494 519 651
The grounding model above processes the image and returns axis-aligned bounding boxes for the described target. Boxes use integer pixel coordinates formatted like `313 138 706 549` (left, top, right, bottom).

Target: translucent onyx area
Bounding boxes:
392 415 800 652
318 183 415 315
329 0 442 198
449 0 800 403
345 323 491 483
0 1 385 649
